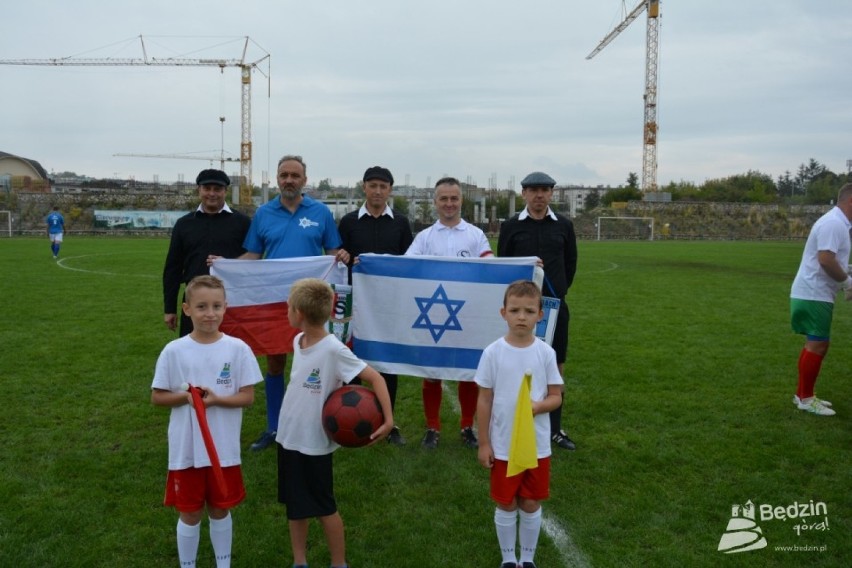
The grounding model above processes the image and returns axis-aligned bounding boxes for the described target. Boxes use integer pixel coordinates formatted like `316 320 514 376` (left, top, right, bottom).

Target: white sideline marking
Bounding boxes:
543 514 592 568
56 253 157 279
442 386 591 567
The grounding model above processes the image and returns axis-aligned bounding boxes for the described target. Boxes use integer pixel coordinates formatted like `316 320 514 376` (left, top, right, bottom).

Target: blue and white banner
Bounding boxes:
351 254 542 380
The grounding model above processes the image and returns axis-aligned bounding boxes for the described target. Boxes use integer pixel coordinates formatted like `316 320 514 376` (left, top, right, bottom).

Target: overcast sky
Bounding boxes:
2 1 851 190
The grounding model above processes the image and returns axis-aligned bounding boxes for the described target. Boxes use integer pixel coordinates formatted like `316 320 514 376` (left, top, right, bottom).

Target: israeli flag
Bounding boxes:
352 254 542 380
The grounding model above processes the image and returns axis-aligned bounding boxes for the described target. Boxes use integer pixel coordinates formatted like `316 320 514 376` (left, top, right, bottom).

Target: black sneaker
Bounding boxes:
460 426 478 448
551 430 576 450
387 426 407 446
500 563 518 568
421 428 440 449
521 562 537 568
249 430 277 452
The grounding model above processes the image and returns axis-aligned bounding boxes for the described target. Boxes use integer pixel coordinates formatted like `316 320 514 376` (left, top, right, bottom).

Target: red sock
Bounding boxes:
458 381 479 429
423 380 442 431
797 348 824 400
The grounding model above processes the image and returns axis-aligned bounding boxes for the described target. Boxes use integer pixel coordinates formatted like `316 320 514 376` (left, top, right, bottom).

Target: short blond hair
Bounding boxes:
289 278 333 325
185 275 226 302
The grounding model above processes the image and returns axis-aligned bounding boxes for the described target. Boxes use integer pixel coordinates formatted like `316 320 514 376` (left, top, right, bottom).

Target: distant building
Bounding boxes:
556 185 614 217
0 151 50 192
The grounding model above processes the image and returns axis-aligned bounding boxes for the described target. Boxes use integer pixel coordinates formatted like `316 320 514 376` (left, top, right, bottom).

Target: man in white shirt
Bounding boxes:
406 177 493 449
789 182 852 416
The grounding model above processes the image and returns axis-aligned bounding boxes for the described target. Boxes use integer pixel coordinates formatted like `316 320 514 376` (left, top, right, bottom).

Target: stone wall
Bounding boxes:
571 201 827 240
9 191 257 235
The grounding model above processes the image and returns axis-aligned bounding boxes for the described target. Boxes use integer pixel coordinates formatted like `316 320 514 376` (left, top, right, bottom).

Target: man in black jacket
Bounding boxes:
162 169 251 336
497 171 578 450
338 166 413 445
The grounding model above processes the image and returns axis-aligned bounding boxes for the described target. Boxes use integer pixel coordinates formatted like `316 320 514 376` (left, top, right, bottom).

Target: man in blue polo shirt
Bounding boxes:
239 154 350 450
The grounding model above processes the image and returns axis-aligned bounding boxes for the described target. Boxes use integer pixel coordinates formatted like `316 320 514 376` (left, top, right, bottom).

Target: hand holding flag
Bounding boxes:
507 369 538 477
182 382 228 495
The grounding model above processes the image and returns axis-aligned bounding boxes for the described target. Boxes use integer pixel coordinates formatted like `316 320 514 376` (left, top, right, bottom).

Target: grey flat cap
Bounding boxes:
520 171 556 188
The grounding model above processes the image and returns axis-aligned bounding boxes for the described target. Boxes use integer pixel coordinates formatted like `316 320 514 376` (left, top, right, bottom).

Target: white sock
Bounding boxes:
519 507 542 563
209 513 233 568
176 519 200 567
494 508 518 564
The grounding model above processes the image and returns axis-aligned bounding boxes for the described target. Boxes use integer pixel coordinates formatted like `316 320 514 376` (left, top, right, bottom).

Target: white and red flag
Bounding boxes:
210 257 347 355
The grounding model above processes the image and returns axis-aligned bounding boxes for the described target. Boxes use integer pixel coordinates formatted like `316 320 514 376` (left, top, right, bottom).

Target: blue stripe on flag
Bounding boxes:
353 338 483 370
354 255 534 284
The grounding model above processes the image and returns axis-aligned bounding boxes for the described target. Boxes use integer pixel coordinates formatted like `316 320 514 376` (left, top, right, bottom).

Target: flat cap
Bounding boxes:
196 169 230 187
363 166 394 185
520 171 556 188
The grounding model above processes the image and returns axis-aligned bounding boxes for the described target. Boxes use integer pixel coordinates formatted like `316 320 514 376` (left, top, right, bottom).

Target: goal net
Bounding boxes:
0 211 10 237
596 216 654 241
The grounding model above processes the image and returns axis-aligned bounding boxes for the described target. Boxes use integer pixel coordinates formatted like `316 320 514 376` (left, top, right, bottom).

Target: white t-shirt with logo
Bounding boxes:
474 337 563 461
405 219 492 258
276 333 367 455
152 334 264 470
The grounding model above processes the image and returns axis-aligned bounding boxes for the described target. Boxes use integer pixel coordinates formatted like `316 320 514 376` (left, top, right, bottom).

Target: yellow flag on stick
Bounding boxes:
507 369 538 477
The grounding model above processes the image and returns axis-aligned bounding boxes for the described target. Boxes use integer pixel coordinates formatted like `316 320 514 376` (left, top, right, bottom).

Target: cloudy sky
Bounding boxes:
2 1 851 190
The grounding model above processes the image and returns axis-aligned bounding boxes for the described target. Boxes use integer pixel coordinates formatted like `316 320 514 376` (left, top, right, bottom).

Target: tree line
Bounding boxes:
588 159 851 210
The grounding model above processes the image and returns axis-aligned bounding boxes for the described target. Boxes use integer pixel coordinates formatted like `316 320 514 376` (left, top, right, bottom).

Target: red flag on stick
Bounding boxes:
186 384 228 496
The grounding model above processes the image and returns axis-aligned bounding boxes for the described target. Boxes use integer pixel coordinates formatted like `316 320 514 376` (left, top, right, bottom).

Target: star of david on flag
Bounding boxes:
352 254 542 380
412 284 465 342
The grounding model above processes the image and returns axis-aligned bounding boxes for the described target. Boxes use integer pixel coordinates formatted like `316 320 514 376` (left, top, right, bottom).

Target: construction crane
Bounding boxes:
113 153 241 171
0 35 269 205
587 0 661 192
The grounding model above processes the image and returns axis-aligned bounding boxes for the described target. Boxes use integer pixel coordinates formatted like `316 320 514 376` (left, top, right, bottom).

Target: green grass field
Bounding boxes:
0 237 849 567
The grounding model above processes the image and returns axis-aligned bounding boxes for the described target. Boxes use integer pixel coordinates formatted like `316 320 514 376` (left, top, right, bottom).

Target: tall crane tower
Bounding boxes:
587 0 661 192
0 35 269 205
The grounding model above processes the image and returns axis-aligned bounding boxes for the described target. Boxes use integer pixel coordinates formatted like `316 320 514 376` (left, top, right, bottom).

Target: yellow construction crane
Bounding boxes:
113 153 241 171
0 35 269 205
587 0 661 192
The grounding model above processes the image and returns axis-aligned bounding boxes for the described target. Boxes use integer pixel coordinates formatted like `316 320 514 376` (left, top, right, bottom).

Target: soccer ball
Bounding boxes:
322 385 384 448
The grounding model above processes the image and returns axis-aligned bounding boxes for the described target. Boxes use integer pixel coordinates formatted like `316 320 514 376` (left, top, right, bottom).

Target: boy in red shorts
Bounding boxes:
475 280 564 568
152 275 263 567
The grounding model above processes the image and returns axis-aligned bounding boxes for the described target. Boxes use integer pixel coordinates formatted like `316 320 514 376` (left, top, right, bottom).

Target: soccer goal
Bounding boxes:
0 211 11 237
596 216 654 241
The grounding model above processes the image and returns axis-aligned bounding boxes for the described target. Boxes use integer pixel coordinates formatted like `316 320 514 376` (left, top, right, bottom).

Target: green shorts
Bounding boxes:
790 298 834 340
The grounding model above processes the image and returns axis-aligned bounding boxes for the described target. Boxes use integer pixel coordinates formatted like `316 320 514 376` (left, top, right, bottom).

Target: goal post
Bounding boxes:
596 216 654 241
0 211 10 237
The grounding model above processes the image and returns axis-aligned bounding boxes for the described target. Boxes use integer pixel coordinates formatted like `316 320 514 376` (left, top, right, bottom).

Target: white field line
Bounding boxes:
592 261 619 274
543 514 592 568
442 385 591 567
56 253 157 279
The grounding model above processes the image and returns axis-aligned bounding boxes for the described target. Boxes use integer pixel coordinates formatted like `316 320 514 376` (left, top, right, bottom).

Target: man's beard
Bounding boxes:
279 186 300 199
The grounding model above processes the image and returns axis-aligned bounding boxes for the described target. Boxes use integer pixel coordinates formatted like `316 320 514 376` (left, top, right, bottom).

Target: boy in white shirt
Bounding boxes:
151 275 264 568
276 278 394 568
475 280 564 568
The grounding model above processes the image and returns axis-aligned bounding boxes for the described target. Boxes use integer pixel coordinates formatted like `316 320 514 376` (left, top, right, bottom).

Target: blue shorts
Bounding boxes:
790 298 833 341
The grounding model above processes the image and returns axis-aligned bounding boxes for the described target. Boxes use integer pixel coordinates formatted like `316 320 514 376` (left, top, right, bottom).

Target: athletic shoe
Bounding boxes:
500 563 518 568
552 430 576 450
521 563 537 568
461 426 479 448
387 426 407 446
249 430 277 451
793 394 832 407
421 428 440 449
796 398 836 416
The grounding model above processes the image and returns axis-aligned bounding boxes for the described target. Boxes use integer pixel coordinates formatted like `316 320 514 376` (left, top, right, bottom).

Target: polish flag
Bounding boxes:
210 257 347 355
